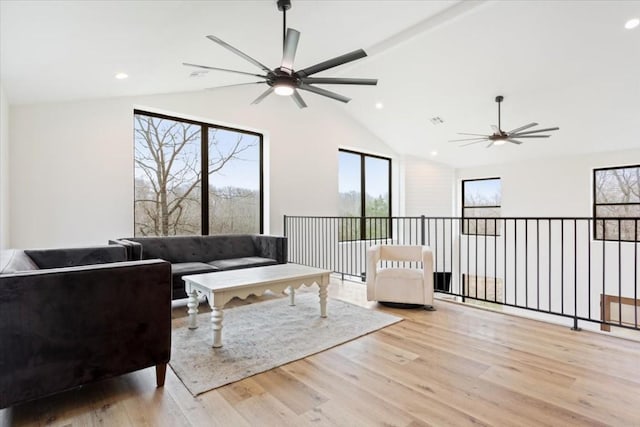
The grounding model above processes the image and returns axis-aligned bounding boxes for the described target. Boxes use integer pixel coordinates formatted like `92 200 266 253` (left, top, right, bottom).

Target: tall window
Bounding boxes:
134 110 262 236
593 165 639 241
338 149 391 241
462 177 501 235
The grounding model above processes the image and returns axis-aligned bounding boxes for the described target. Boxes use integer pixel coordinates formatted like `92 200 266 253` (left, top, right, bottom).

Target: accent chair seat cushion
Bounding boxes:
376 267 423 280
373 267 425 305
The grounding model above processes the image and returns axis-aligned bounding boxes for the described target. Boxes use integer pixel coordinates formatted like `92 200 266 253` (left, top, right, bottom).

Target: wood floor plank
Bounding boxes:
281 358 424 426
252 367 329 415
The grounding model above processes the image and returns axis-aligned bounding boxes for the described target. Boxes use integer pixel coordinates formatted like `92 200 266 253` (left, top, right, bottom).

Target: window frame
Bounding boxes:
133 109 264 236
338 148 392 241
461 177 502 236
592 164 639 242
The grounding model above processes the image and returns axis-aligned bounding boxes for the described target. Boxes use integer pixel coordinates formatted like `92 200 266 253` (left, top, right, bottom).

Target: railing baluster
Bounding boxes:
561 219 564 315
618 218 622 327
635 219 638 328
537 219 540 310
515 219 518 306
573 219 579 330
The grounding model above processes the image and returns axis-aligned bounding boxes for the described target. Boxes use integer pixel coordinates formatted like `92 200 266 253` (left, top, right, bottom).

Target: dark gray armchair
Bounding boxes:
0 246 172 409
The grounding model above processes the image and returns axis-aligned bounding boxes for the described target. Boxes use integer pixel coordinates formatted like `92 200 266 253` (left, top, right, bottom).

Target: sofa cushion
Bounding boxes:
208 256 277 271
0 250 40 274
24 245 127 269
172 262 218 278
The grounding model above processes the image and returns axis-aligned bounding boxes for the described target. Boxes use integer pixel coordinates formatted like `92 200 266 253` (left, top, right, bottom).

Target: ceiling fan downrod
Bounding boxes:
277 0 292 51
496 95 504 133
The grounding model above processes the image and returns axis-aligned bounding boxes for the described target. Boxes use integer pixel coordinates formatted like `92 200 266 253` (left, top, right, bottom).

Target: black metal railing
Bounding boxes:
284 215 639 332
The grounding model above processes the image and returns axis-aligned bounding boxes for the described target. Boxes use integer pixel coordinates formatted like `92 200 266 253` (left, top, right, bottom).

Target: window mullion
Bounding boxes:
201 126 209 235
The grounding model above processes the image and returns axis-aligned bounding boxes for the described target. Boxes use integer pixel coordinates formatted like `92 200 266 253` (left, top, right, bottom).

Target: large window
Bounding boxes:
593 165 639 241
338 149 391 241
134 110 262 236
462 177 502 235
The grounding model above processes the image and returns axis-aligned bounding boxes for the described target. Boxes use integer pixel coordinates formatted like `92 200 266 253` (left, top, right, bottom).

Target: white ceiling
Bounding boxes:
1 0 639 168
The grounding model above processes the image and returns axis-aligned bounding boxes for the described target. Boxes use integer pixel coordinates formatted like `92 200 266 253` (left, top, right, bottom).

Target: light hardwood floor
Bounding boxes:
2 279 640 427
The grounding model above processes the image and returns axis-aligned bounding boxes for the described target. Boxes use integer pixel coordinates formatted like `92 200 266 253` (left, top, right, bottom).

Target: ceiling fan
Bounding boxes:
450 96 559 147
183 0 378 109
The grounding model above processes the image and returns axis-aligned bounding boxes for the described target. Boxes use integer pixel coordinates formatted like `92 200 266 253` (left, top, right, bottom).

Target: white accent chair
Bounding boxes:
366 245 435 309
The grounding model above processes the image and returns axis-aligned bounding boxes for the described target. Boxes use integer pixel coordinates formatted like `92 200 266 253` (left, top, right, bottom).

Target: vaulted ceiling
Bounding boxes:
1 0 639 167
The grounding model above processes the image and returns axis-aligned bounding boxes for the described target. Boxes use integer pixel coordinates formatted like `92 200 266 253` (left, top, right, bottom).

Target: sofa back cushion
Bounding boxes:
0 250 40 274
24 245 127 269
126 236 205 263
126 235 258 263
201 235 256 261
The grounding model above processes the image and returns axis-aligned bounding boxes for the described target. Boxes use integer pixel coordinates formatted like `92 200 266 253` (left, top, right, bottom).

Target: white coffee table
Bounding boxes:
183 263 331 347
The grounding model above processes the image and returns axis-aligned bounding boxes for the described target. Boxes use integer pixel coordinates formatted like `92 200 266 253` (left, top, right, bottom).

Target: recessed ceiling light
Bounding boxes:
375 102 384 109
430 150 438 156
115 72 128 80
625 18 639 29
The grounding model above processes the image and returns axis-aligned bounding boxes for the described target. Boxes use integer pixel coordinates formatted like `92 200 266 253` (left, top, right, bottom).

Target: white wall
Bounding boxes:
0 82 9 249
401 155 454 217
9 88 398 248
455 149 640 217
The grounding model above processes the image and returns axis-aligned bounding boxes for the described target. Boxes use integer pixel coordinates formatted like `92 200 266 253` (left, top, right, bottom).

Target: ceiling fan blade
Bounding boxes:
509 134 551 138
507 122 538 134
300 77 378 85
251 87 274 105
457 132 490 137
281 28 300 73
183 63 268 79
513 127 560 136
448 137 489 142
298 83 351 103
205 81 266 90
486 141 495 148
491 125 501 134
206 35 272 73
296 49 367 78
291 90 307 109
460 140 486 147
507 139 524 145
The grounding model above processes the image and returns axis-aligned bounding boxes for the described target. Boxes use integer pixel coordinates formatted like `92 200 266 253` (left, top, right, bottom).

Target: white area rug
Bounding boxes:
170 293 402 396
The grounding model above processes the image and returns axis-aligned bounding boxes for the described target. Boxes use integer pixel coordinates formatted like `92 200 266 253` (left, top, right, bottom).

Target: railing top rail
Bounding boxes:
284 215 640 221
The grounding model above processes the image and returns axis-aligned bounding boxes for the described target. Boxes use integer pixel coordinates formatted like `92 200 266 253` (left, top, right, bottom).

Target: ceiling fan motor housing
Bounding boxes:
277 0 292 11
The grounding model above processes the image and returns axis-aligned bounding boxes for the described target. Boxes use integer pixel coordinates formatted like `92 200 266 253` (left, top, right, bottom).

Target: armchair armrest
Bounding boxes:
366 245 381 300
0 259 171 409
422 247 435 304
252 235 288 263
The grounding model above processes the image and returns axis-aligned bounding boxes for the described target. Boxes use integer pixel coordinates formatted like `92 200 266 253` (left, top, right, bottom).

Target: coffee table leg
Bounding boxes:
211 306 224 348
187 290 199 330
319 283 328 318
289 285 295 306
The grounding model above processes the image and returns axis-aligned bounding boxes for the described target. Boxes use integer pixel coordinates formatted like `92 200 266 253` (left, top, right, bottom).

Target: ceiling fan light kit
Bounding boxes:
450 95 560 148
183 0 378 108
